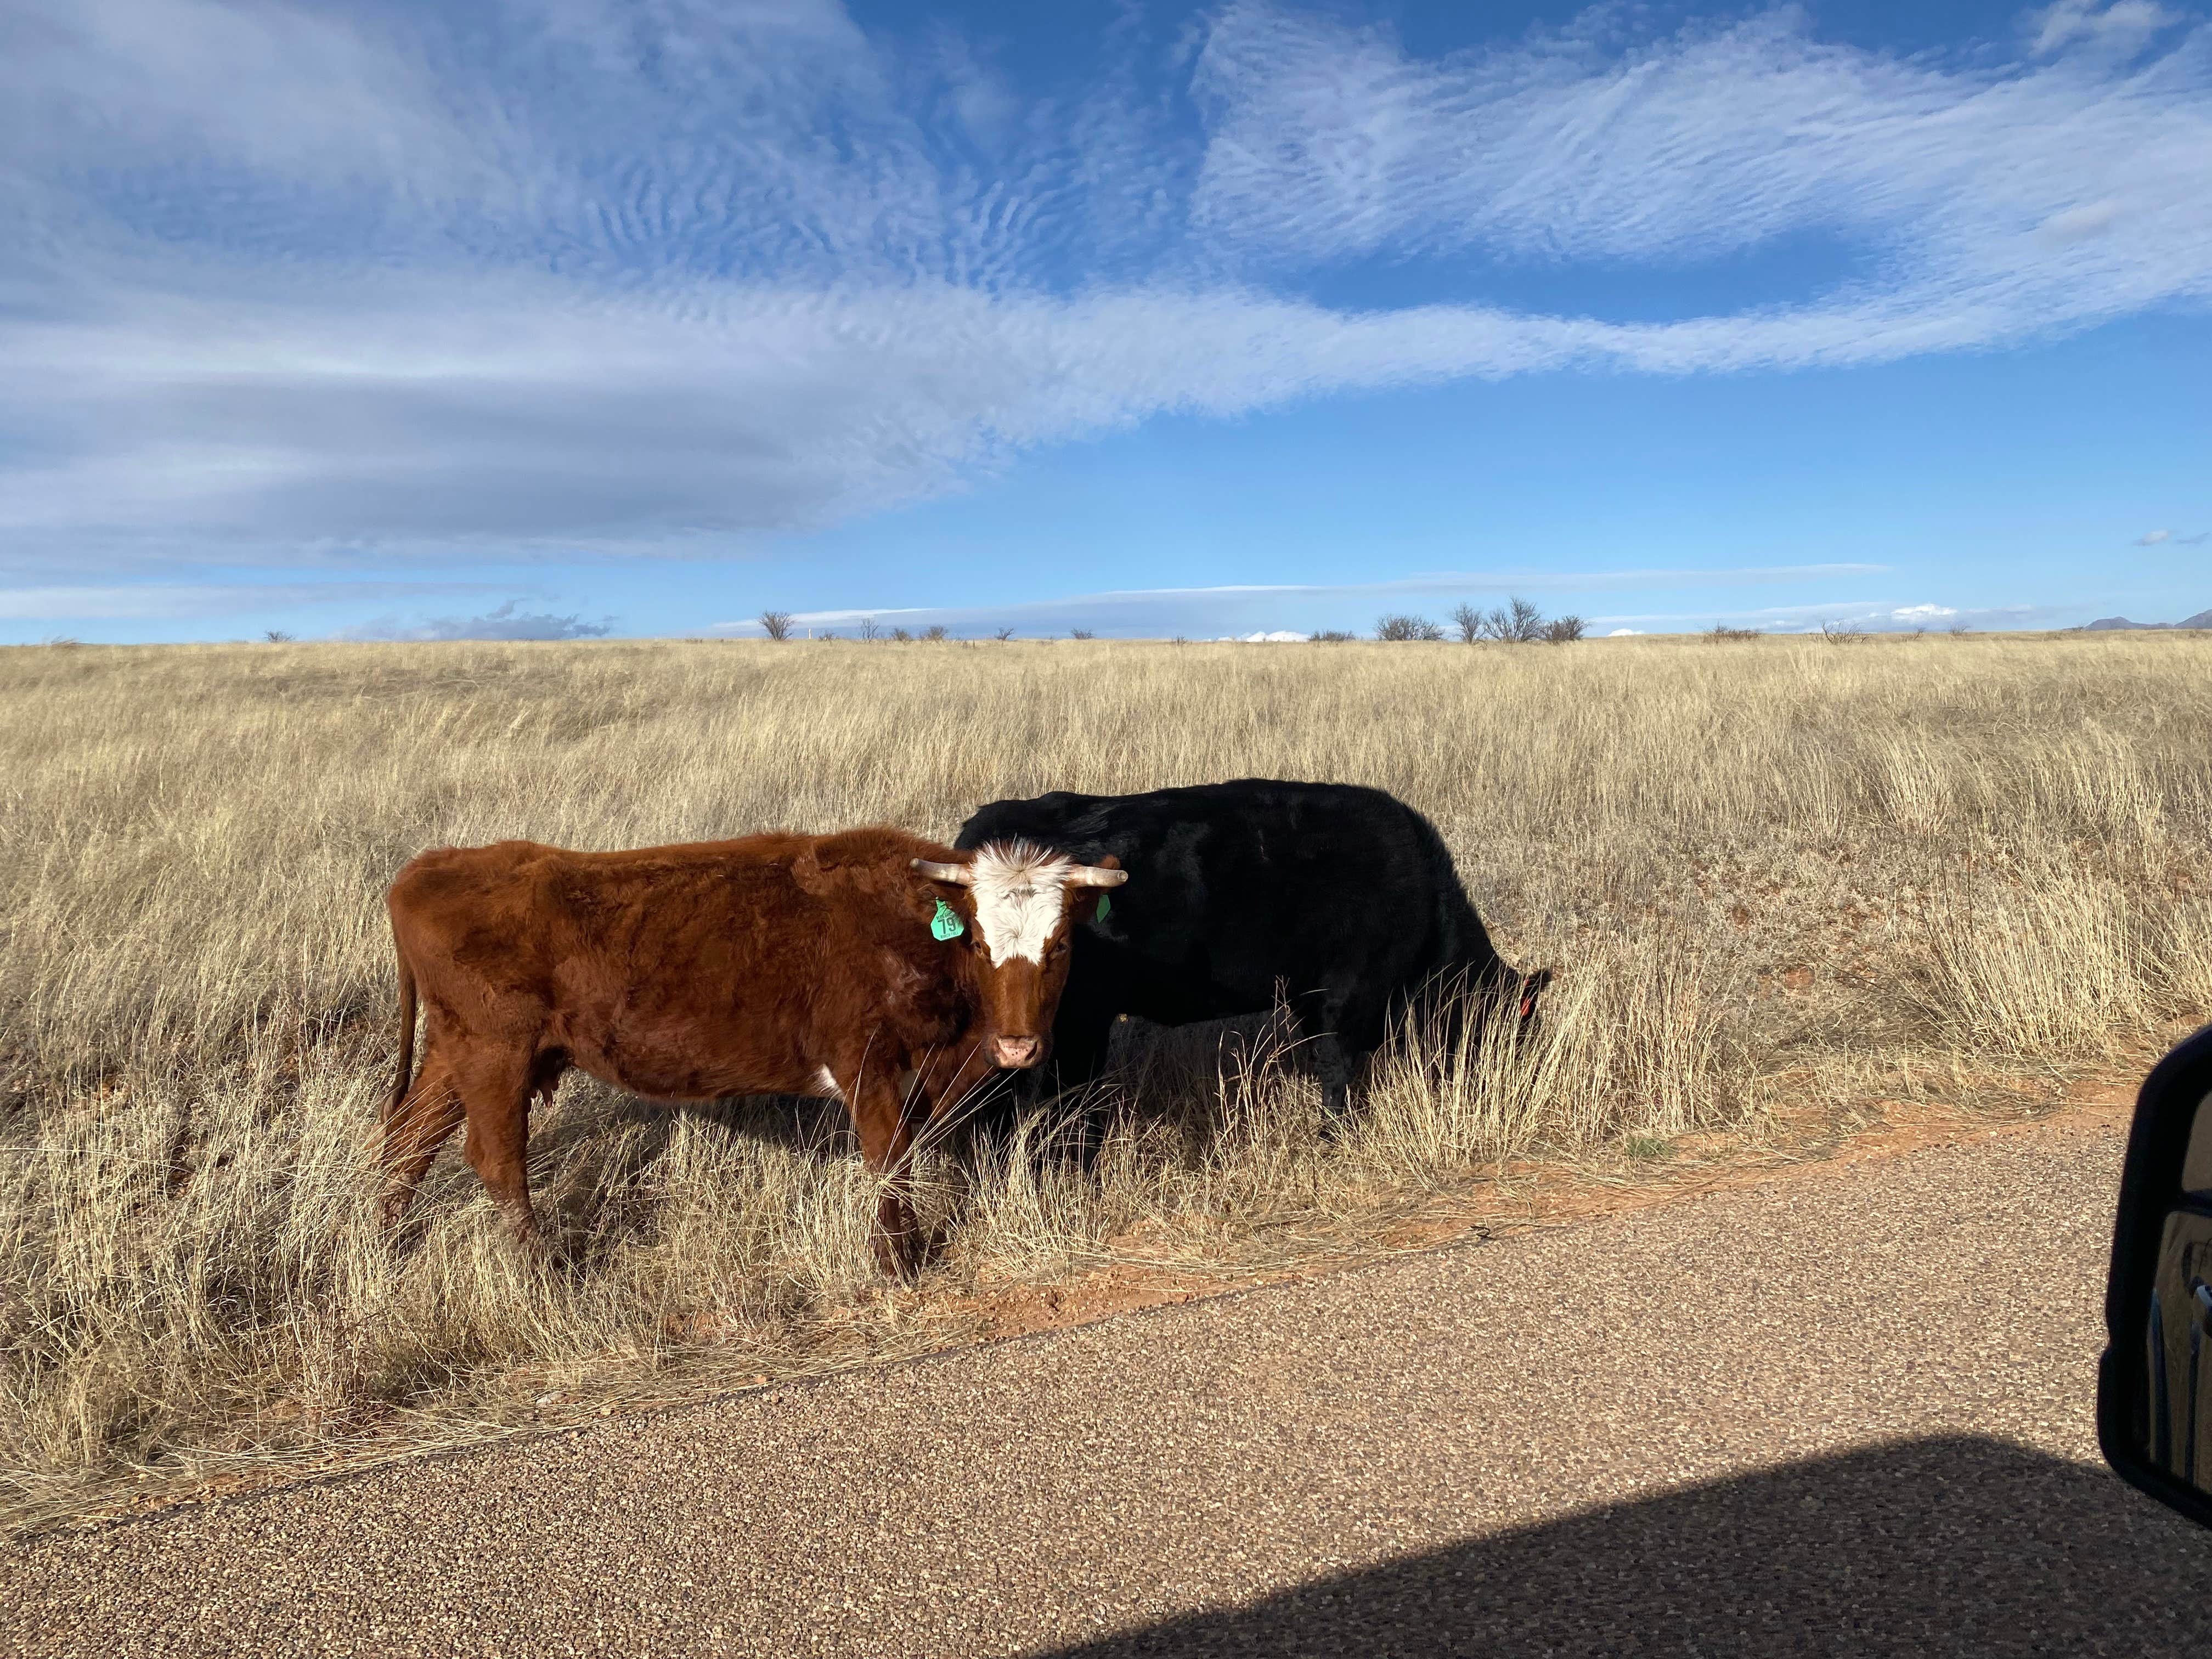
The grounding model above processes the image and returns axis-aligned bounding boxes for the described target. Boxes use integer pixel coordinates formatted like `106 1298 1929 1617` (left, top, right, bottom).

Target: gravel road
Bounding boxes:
10 1109 2211 1657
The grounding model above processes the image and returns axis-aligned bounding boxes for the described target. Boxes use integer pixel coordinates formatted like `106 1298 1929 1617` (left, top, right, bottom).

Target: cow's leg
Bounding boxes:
1046 996 1117 1098
378 1047 465 1234
1031 985 1119 1165
913 1039 998 1138
453 1047 544 1249
1292 989 1357 1119
840 1066 924 1277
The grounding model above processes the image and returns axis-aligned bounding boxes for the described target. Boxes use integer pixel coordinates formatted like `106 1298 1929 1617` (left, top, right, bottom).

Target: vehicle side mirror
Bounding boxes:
2098 1020 2212 1531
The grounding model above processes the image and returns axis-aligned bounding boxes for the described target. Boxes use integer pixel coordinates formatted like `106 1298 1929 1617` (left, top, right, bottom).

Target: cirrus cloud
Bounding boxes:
1 0 2209 578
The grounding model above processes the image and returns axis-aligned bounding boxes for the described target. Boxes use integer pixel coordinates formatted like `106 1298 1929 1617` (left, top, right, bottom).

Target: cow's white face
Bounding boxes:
913 840 1123 1070
965 842 1084 966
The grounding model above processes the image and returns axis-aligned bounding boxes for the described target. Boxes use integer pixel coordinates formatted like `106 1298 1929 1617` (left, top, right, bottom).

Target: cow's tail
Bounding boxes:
388 944 420 1124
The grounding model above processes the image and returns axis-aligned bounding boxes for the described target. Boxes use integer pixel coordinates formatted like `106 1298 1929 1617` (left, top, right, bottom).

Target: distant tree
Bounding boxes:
1450 602 1483 644
1310 629 1357 643
922 624 949 642
1819 619 1867 645
759 610 795 641
263 630 295 643
1070 628 1096 640
889 626 912 642
994 626 1017 641
1542 615 1585 644
1949 623 1973 637
857 615 881 641
1376 614 1446 641
1493 595 1546 642
1707 625 1761 643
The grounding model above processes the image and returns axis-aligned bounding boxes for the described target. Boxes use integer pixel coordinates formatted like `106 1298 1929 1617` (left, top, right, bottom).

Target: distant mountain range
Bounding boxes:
2083 608 2212 631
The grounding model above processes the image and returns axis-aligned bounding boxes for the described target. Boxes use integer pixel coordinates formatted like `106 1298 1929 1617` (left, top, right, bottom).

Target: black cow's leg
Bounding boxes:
1047 1005 1115 1093
1043 995 1118 1166
1293 990 1356 1119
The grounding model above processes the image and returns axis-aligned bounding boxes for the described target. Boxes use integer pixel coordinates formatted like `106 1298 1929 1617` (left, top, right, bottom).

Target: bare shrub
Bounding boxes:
264 630 295 644
1310 630 1357 643
1376 614 1446 642
888 627 912 642
758 611 795 642
922 625 949 643
1543 616 1585 644
1707 625 1762 643
1070 629 1096 640
858 616 881 642
1819 619 1867 646
995 627 1017 642
1460 596 1550 643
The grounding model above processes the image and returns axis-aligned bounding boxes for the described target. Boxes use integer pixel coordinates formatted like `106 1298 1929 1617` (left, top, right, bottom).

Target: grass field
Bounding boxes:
4 631 2210 1531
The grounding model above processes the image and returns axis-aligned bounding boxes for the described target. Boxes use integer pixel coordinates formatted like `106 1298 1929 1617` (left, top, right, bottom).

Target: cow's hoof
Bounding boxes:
872 1232 924 1280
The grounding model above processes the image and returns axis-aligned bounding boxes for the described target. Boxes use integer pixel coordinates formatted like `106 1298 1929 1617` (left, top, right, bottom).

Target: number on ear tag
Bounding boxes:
1094 894 1111 923
931 899 964 941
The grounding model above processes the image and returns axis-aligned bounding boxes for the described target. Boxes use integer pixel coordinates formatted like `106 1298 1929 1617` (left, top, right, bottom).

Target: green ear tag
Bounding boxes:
930 899 964 941
1094 894 1111 923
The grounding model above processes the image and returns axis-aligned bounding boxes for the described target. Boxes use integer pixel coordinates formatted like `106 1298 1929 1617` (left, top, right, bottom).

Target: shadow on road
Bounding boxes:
1043 1435 2212 1657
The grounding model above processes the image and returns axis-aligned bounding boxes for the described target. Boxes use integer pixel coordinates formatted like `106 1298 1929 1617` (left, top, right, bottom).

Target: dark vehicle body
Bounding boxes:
2100 1018 2212 1532
955 778 1547 1114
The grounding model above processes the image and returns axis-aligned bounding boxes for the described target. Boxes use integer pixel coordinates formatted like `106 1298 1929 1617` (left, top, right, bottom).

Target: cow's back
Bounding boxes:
389 835 816 973
956 780 1490 1018
385 828 957 1098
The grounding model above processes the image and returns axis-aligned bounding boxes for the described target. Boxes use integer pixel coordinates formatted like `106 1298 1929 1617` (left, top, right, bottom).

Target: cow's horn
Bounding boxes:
911 858 977 885
1066 865 1129 888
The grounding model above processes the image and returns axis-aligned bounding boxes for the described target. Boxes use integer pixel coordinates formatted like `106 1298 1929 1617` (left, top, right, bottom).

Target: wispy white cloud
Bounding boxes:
2029 0 2183 57
0 579 498 620
1592 600 2046 632
707 562 1888 634
2138 527 2176 543
331 599 616 641
2 1 2208 574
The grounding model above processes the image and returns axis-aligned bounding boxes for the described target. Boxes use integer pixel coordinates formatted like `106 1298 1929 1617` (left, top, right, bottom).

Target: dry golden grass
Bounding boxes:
4 631 2210 1531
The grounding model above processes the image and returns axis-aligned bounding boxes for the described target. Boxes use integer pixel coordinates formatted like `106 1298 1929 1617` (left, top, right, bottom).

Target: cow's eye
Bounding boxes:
1050 937 1070 957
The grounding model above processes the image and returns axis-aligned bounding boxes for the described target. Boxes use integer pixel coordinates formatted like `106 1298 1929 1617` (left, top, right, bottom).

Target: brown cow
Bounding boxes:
380 826 1126 1273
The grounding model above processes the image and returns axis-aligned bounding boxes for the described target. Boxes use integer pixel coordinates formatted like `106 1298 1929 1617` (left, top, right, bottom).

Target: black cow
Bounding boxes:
953 778 1549 1117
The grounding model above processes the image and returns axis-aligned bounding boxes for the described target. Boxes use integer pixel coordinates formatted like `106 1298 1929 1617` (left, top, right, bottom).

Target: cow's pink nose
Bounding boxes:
991 1036 1042 1068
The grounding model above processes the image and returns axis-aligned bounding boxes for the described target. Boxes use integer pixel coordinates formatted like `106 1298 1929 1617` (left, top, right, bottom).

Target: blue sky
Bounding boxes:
2 0 2207 642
